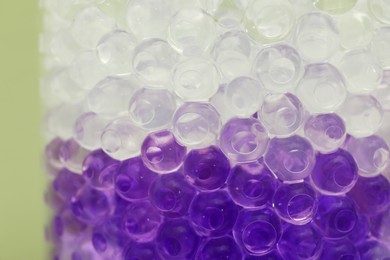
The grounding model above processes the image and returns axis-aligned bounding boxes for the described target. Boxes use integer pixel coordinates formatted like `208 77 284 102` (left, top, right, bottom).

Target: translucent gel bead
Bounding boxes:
73 112 109 150
59 139 91 174
233 208 281 256
296 63 347 113
101 116 146 161
314 196 358 238
52 209 86 242
374 70 390 111
211 30 251 81
129 88 176 130
69 239 104 260
172 58 220 101
338 95 384 138
348 175 390 216
224 76 265 117
53 168 86 202
337 12 373 50
253 44 303 93
197 236 243 260
122 200 162 242
368 0 390 24
244 0 295 43
346 135 390 177
244 251 284 260
264 135 315 181
294 12 339 62
357 239 390 260
149 172 196 217
304 113 346 153
184 146 230 191
310 149 358 195
132 39 179 86
370 207 390 243
199 0 244 28
227 162 277 208
320 238 359 259
156 218 200 259
141 130 187 174
82 149 120 190
272 182 317 225
314 0 357 14
277 223 323 260
347 214 369 244
123 242 162 260
190 190 239 236
338 49 383 94
114 157 157 201
372 27 390 69
46 138 66 169
168 8 216 56
71 187 111 224
220 117 269 163
259 93 304 137
173 102 221 149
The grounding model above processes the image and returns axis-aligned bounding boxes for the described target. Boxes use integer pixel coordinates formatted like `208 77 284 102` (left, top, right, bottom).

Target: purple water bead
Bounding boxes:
370 207 390 243
184 146 230 191
233 208 281 256
51 209 86 243
277 223 323 260
46 138 65 170
357 239 390 260
220 117 269 163
149 172 196 217
347 214 370 244
310 149 358 195
196 236 243 260
264 135 315 181
156 218 200 259
320 238 360 260
348 175 390 216
190 190 239 237
272 182 317 225
227 161 277 208
141 130 187 174
244 251 284 260
53 168 86 201
82 149 120 190
314 196 358 239
123 242 162 260
115 157 158 201
59 139 91 174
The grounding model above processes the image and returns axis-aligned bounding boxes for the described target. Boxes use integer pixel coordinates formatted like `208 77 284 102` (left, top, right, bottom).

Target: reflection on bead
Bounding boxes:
320 238 359 260
197 236 243 259
73 112 109 150
123 242 162 260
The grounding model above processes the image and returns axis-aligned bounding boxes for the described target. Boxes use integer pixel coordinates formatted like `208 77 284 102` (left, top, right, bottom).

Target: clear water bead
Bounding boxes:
372 27 390 69
199 0 244 28
74 112 110 150
373 70 390 111
368 0 390 24
314 0 357 14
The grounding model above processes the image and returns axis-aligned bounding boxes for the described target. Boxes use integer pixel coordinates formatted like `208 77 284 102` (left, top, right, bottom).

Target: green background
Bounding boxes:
0 1 46 259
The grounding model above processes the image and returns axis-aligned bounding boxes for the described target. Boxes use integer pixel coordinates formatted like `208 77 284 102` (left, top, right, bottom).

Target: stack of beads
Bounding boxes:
40 0 390 259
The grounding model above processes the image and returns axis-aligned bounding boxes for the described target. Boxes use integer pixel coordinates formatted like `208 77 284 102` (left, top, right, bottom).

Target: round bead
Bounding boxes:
357 239 390 260
244 251 284 260
141 130 187 174
51 209 86 242
272 182 317 225
53 168 86 202
149 172 196 217
233 208 281 256
73 112 109 150
46 138 65 170
264 135 315 181
310 149 358 195
123 242 162 260
197 236 243 260
220 117 269 163
370 207 390 243
199 0 244 28
372 27 390 69
373 70 390 111
368 0 390 25
190 190 238 237
314 0 357 14
321 238 359 259
173 102 221 149
227 161 277 208
304 113 346 153
59 139 91 174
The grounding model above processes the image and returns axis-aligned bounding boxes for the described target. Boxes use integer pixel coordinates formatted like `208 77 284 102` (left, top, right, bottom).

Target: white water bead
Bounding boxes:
373 70 390 111
372 27 390 69
173 57 221 101
313 0 358 15
253 43 303 93
296 63 347 113
368 0 390 24
199 0 245 28
224 76 264 117
168 8 217 56
47 68 87 103
48 29 81 66
338 49 383 94
338 95 384 138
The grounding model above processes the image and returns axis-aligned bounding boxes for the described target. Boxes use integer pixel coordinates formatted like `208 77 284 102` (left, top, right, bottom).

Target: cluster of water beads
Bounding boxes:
40 0 390 259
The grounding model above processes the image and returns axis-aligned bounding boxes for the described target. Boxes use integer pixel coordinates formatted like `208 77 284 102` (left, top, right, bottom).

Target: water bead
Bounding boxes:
374 70 390 111
244 0 295 43
141 130 187 174
122 242 162 260
173 102 221 149
197 236 243 260
149 172 196 217
357 239 390 260
314 196 358 239
259 93 304 137
219 117 269 163
338 95 384 138
168 8 216 56
114 156 158 201
337 12 373 50
272 182 317 225
253 44 303 93
52 209 87 242
320 238 359 260
59 139 91 174
233 208 281 256
156 218 200 259
190 190 238 236
264 135 315 181
314 0 357 14
227 161 277 208
46 138 66 169
199 0 244 28
244 251 284 260
310 149 358 195
69 238 104 260
129 88 176 130
296 63 347 113
304 113 346 153
172 57 220 101
347 214 370 244
372 27 390 69
368 0 390 24
277 223 323 260
101 116 146 160
73 112 109 150
294 12 339 62
370 207 390 243
53 168 86 202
